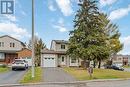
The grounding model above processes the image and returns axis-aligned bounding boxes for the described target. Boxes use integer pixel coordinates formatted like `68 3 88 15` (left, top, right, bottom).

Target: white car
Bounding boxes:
12 59 28 70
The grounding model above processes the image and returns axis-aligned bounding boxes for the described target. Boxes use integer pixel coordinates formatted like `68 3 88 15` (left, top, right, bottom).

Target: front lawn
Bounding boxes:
63 67 130 80
20 67 43 83
0 67 9 73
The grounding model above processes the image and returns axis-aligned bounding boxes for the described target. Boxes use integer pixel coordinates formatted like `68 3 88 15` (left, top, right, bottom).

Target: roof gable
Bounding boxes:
0 35 25 46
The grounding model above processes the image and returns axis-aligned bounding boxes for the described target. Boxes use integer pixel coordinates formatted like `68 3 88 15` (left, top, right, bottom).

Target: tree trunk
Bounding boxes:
98 60 101 68
93 60 96 68
83 59 87 68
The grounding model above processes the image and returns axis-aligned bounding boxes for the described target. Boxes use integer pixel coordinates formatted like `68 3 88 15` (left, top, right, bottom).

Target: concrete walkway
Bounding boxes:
43 68 76 82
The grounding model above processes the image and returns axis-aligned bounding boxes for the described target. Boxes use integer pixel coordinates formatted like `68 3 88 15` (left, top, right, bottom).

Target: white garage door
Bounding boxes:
43 58 56 67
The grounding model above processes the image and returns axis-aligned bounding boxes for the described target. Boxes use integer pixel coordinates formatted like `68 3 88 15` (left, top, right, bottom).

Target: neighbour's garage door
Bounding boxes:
43 58 56 67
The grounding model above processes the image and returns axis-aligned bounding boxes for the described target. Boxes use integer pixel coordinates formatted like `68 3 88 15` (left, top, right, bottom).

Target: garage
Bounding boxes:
43 57 56 67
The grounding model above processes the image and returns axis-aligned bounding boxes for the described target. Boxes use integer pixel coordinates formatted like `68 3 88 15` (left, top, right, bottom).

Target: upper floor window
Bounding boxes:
10 43 15 47
0 42 4 47
61 45 65 49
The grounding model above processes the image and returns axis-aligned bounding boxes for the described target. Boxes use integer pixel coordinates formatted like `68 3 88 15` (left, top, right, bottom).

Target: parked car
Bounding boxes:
104 64 124 71
104 64 112 69
12 59 28 70
111 65 124 71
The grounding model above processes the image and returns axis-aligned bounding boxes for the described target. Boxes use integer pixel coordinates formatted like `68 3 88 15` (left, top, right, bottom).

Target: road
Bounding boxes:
87 80 130 87
7 80 130 87
0 69 26 85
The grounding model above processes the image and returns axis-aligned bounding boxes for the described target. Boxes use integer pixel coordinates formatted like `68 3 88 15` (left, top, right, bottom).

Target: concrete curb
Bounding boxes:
0 78 130 87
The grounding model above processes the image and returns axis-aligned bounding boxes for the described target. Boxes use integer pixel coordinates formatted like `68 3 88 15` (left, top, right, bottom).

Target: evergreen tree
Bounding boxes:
100 14 123 64
68 0 110 68
28 36 46 66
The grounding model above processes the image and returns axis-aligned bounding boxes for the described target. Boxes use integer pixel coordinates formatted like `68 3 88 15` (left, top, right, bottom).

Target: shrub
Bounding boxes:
0 64 7 68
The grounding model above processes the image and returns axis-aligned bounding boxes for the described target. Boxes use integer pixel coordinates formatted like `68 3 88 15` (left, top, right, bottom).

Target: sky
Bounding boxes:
0 0 130 55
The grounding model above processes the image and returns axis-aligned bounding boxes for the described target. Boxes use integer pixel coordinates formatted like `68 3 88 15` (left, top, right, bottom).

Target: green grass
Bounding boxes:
63 67 130 80
0 67 9 73
20 67 43 83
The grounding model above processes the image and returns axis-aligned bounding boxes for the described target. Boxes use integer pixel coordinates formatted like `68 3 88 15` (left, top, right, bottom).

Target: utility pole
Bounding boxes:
32 0 35 78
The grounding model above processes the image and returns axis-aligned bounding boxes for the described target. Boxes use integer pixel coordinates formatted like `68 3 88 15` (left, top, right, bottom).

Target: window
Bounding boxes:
13 43 15 47
0 42 1 47
62 56 64 62
0 42 4 47
10 43 12 47
10 43 15 47
0 53 5 59
71 58 76 63
61 45 65 49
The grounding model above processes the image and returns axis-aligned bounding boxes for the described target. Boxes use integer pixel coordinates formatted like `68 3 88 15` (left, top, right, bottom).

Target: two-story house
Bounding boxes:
0 35 25 64
112 55 129 66
41 40 80 67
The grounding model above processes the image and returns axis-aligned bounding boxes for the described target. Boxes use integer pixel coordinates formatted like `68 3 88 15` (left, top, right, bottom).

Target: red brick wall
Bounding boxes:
17 49 32 58
5 53 18 64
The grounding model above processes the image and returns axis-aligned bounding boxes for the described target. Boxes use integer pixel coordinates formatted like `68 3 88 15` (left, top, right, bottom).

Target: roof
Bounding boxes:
41 49 66 54
50 40 68 49
0 50 18 53
52 40 68 44
17 48 32 52
112 55 130 58
0 35 25 47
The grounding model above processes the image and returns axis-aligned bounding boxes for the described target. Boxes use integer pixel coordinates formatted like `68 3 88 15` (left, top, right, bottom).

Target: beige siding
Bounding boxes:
0 36 24 51
55 43 68 51
50 41 56 50
58 55 67 66
112 56 123 65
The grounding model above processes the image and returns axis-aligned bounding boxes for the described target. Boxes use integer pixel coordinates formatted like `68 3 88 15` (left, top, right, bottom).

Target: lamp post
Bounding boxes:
32 0 35 78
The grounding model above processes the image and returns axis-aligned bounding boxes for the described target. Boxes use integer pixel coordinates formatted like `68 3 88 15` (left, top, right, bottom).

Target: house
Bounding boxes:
41 40 80 67
112 55 129 66
0 35 25 64
17 48 32 66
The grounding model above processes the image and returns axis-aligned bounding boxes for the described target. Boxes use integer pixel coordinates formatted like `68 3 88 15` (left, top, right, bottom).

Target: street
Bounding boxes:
0 69 26 85
4 80 130 87
87 80 130 87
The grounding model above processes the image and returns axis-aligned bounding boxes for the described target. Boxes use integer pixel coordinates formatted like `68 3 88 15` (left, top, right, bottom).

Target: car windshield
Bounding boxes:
14 60 24 63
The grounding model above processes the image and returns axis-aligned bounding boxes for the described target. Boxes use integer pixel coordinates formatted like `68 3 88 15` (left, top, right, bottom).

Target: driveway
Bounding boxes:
0 69 26 85
43 68 76 82
124 68 130 72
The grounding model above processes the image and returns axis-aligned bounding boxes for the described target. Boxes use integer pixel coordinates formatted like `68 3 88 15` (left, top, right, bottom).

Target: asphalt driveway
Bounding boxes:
0 69 26 85
124 68 130 72
43 68 76 82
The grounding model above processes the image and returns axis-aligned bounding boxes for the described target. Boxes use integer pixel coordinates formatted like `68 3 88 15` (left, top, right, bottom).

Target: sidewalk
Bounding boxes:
1 78 130 87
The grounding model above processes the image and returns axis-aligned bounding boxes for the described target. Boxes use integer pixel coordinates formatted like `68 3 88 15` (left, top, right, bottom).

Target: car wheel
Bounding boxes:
12 68 15 71
23 67 26 70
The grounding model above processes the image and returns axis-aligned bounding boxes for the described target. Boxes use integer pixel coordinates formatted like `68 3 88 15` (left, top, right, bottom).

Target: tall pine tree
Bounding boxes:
67 0 110 68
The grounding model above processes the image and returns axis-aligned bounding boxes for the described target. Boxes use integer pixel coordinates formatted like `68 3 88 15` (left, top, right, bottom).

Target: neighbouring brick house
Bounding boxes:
17 48 32 66
0 35 25 64
17 48 32 58
112 55 130 66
